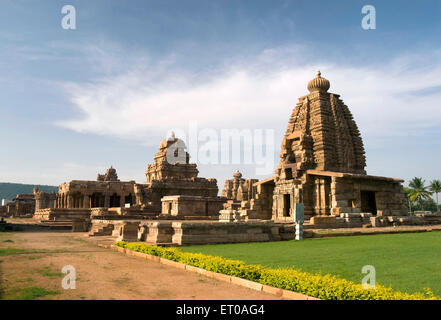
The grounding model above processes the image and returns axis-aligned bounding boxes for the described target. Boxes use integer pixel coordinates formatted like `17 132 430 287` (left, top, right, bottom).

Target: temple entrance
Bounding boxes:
361 191 377 215
71 192 83 208
91 192 105 208
283 194 291 217
109 193 121 208
124 194 133 206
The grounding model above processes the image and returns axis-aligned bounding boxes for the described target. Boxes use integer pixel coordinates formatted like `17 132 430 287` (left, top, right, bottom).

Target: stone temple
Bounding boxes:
6 71 438 244
34 133 223 222
243 71 409 226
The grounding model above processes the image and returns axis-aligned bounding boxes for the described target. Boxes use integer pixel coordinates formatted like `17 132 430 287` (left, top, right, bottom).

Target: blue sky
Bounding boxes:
1 0 441 190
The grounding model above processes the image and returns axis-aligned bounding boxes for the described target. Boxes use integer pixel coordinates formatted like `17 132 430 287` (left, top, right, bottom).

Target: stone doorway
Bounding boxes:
283 194 291 217
361 191 377 215
109 193 121 208
124 194 133 206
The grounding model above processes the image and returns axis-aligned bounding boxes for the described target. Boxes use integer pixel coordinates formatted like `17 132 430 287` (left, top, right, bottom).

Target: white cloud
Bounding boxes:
58 46 441 151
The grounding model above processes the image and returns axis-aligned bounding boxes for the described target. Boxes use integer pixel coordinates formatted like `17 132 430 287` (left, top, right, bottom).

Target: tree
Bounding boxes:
408 198 437 213
429 180 441 212
403 187 413 213
408 177 433 211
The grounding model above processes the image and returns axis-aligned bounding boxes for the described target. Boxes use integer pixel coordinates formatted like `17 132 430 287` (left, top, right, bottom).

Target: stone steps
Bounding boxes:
89 224 114 237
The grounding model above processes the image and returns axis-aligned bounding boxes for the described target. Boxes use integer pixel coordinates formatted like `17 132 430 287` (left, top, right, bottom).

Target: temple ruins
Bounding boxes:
3 71 441 244
33 133 223 222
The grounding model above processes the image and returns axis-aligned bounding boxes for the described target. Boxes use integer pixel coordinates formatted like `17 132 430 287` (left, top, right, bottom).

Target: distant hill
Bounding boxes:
0 182 58 201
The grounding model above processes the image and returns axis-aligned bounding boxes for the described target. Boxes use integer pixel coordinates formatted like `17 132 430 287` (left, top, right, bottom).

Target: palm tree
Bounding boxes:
429 180 441 212
408 177 433 211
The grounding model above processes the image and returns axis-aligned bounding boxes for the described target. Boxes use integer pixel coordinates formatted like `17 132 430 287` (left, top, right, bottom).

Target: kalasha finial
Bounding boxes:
307 70 330 93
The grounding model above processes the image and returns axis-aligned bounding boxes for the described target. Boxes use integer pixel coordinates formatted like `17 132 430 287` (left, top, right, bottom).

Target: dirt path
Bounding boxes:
0 231 281 300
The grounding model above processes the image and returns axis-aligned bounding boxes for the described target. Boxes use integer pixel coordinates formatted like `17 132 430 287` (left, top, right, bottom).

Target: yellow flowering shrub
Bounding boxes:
114 241 438 300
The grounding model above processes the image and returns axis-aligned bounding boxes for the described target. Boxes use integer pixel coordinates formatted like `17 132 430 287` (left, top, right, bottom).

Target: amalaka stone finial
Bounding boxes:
307 70 330 93
168 131 176 141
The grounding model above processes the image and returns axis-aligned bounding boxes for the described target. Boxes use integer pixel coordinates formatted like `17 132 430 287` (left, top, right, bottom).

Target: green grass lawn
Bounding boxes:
181 232 441 295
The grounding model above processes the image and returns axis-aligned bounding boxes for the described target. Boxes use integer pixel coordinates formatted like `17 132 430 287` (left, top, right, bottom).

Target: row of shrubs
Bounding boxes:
114 241 438 300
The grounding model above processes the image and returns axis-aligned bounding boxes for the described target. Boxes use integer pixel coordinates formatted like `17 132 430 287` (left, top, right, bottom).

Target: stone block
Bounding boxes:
185 265 202 274
145 254 161 263
310 215 336 225
117 222 139 242
230 276 263 291
112 245 126 254
200 269 231 283
340 213 361 218
261 285 284 296
72 219 90 232
133 251 147 259
333 200 349 207
159 258 186 270
281 290 310 300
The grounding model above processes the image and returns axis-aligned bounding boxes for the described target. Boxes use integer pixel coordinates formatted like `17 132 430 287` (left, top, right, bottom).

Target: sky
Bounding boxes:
1 0 441 190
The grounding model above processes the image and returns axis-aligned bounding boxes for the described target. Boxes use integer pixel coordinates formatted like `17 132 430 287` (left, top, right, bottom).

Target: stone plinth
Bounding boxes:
34 208 91 221
161 195 225 217
219 209 242 222
117 222 139 242
72 218 90 232
171 221 285 245
144 221 174 245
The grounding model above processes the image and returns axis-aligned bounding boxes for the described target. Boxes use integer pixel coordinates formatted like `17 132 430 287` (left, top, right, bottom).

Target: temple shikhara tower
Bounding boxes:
23 71 424 246
263 71 408 221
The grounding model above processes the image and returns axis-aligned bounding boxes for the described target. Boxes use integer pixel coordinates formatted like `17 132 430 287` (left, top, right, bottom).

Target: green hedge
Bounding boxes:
114 241 438 300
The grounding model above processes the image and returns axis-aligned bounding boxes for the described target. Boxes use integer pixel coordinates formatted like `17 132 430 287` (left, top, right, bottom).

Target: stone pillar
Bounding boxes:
83 195 90 208
104 195 110 208
68 195 73 208
120 194 125 208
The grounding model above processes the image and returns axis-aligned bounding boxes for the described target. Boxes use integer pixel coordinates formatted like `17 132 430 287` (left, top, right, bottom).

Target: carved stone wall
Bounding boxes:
33 188 56 210
221 170 258 202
